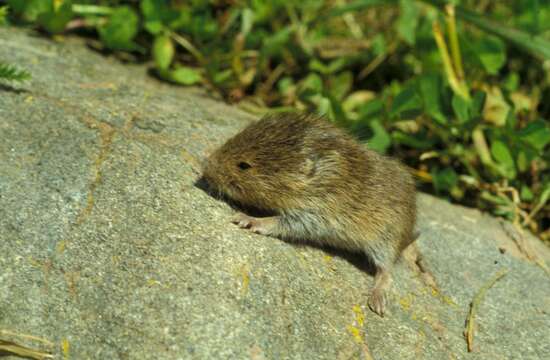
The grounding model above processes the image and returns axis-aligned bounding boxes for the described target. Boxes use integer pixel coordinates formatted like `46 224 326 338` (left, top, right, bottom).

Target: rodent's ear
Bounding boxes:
237 161 252 170
303 154 320 178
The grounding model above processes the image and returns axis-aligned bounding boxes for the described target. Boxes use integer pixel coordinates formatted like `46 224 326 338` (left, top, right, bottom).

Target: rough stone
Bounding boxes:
1 27 549 359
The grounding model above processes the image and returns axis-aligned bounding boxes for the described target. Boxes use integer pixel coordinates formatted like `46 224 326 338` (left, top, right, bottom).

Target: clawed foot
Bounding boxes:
368 290 386 317
231 213 275 236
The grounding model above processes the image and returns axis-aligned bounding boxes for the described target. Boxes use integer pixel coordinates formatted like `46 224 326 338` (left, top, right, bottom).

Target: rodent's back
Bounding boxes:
297 123 416 250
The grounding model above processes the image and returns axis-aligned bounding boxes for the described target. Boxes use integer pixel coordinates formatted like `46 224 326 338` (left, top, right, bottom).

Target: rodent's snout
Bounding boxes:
201 158 232 193
200 158 217 185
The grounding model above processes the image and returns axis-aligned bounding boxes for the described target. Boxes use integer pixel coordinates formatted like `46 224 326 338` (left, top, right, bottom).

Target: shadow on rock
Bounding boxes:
194 175 375 276
0 84 29 94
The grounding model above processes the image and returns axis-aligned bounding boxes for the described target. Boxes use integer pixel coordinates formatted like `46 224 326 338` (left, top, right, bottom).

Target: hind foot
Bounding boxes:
367 265 392 317
368 290 386 317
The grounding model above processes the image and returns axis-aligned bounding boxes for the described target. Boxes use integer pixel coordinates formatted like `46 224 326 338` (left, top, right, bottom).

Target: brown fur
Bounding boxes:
203 113 417 316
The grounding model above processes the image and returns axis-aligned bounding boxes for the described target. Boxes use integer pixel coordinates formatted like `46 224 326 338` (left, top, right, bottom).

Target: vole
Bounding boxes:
202 112 417 316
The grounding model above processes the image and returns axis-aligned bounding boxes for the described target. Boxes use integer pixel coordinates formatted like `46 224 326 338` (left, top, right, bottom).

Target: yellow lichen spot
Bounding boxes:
56 240 66 254
346 325 363 344
399 294 414 311
419 286 430 295
352 305 365 327
240 265 250 296
429 286 458 307
28 257 41 267
147 279 161 287
62 338 70 358
440 294 458 307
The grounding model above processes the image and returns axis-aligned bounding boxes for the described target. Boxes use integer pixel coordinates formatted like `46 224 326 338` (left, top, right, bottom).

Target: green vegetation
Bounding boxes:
0 62 31 82
0 5 8 25
0 6 31 83
5 0 550 241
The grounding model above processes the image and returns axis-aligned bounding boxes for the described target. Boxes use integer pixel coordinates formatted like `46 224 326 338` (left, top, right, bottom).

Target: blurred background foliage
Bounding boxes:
2 0 550 242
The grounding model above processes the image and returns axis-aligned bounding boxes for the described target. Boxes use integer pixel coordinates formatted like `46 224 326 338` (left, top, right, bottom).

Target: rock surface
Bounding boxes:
1 27 549 360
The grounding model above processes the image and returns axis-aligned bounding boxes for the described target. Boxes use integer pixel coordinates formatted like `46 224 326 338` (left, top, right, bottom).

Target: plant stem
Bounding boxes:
432 21 470 101
445 4 465 82
170 32 205 65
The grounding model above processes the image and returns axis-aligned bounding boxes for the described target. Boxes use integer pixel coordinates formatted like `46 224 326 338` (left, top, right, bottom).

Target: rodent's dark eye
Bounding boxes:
237 161 251 170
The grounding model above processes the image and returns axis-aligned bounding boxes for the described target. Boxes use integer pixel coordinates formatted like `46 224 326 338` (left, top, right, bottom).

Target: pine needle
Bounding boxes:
0 339 53 360
0 62 31 82
464 269 508 352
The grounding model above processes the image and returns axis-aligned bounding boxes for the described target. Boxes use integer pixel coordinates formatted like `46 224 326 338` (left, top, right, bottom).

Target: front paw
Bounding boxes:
231 213 274 235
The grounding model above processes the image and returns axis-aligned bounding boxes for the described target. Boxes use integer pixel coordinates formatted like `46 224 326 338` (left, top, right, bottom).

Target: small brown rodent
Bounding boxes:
202 112 417 316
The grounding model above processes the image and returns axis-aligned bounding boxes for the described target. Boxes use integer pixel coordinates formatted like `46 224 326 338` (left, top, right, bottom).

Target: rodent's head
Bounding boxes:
202 113 315 209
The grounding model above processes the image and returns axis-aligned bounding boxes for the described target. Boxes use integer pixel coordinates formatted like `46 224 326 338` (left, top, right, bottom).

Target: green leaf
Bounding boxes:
141 0 180 34
318 97 335 121
470 90 486 119
152 35 174 70
299 73 323 95
397 0 419 45
451 94 470 123
390 83 422 119
98 6 140 51
475 36 506 75
37 0 73 33
490 139 516 179
277 76 294 94
431 167 458 193
5 0 25 14
160 66 202 85
0 6 9 25
371 34 386 56
359 98 384 119
9 0 49 22
309 58 346 75
262 27 293 56
392 131 436 149
241 8 254 35
367 119 391 153
503 73 519 92
536 184 550 211
212 69 232 84
516 150 529 172
143 21 163 35
483 87 510 126
418 74 446 124
520 185 534 201
328 71 353 101
518 120 550 151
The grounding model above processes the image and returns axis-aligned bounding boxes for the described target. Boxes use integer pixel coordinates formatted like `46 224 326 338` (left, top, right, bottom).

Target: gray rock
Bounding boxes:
1 27 549 360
